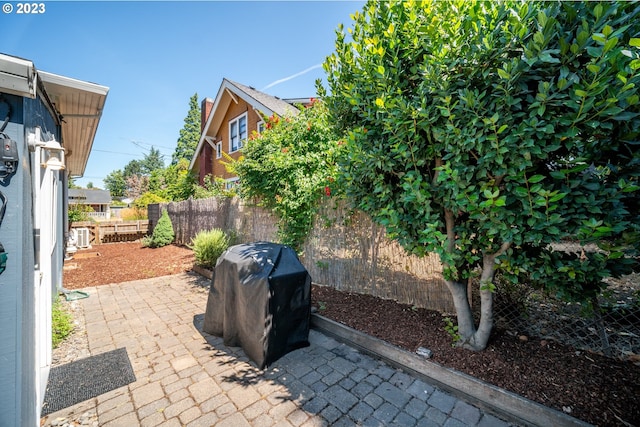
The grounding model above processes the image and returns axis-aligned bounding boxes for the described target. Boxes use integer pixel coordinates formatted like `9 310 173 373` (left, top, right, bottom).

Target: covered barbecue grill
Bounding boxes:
202 242 311 368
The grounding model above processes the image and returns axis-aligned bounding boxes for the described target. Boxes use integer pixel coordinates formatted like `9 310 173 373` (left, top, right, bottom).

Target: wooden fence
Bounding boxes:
70 220 149 244
149 197 454 313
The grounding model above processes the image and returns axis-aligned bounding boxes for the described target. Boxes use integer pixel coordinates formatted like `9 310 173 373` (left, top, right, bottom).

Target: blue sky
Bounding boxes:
3 1 363 188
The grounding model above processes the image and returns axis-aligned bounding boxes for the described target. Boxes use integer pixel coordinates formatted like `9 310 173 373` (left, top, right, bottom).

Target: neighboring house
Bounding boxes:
189 78 311 189
68 188 112 220
0 53 108 426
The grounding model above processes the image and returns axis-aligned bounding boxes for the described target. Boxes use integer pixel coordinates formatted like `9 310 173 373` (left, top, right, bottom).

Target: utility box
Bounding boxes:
203 242 311 369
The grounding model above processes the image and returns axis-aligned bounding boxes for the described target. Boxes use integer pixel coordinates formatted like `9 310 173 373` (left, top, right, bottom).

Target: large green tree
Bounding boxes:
324 0 639 350
172 93 201 165
140 147 165 175
103 169 126 198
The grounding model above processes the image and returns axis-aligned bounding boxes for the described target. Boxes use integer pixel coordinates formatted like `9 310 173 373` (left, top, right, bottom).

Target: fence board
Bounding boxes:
149 197 453 312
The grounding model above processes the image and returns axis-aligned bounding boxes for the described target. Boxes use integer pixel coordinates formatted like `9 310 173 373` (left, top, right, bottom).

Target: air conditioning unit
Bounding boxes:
76 228 91 249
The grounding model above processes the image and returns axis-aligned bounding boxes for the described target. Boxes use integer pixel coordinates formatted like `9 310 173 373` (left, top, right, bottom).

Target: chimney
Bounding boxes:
201 97 214 132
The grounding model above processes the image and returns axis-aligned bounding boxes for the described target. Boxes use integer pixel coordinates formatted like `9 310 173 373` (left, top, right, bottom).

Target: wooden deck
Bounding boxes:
70 220 149 244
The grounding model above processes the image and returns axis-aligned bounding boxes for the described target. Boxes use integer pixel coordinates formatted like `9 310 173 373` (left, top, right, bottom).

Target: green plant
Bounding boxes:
68 204 93 223
192 174 236 199
189 228 230 268
140 235 153 248
52 299 73 348
324 0 640 350
442 317 460 345
148 209 174 248
318 301 327 311
233 100 344 252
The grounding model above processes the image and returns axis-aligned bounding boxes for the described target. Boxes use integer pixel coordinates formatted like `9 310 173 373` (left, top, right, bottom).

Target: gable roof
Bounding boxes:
227 79 299 117
68 188 111 204
189 78 302 171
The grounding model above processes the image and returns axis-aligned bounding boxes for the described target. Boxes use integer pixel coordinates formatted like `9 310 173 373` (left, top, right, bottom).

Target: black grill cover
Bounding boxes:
202 242 311 369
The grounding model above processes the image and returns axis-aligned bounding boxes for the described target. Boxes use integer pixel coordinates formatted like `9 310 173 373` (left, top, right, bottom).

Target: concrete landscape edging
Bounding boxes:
310 314 593 427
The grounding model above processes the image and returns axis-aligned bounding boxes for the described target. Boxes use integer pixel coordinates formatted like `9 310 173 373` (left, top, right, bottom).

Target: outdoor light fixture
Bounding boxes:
40 139 65 171
28 128 66 171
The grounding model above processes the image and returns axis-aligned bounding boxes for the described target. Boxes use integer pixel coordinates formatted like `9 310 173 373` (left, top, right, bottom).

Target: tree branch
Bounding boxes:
433 157 443 186
445 208 456 254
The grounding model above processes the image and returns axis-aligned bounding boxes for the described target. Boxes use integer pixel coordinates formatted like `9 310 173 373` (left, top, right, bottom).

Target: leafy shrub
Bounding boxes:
233 100 343 251
189 228 230 268
52 299 73 348
140 235 153 248
68 204 94 223
134 191 167 210
192 174 236 199
148 209 174 248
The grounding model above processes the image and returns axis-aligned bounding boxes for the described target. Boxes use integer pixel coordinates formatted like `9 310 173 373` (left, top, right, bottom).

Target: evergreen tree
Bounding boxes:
172 93 201 165
141 147 165 175
150 209 174 248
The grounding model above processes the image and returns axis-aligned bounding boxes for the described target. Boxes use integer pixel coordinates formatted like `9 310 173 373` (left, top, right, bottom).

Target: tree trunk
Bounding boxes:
444 251 503 351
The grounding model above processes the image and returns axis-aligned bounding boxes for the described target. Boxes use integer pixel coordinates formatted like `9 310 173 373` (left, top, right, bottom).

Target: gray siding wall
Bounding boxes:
0 93 37 427
0 92 61 426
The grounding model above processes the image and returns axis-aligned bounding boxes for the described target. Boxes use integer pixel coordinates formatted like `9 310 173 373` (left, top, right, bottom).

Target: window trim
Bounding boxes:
229 112 248 153
216 141 222 159
225 177 240 190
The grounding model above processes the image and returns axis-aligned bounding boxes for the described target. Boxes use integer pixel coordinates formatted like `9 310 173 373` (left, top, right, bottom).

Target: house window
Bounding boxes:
216 141 222 159
257 120 265 134
226 177 240 190
229 113 248 153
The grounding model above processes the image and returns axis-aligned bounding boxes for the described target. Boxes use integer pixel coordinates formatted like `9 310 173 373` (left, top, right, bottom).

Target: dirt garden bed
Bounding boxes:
63 242 640 426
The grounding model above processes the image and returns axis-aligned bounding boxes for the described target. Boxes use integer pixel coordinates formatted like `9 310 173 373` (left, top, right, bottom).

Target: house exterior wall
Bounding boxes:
0 93 34 427
0 91 64 426
210 97 262 181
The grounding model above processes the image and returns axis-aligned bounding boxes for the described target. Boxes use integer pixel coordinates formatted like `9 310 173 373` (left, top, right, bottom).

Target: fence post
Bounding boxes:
188 197 193 245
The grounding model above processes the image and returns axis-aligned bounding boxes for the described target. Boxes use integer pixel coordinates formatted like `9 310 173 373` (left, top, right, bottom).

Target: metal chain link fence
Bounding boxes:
481 273 640 360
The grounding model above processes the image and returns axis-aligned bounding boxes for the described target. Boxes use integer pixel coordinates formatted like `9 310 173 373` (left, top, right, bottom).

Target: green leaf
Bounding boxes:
514 187 529 198
539 51 559 63
575 89 587 97
549 170 565 180
557 78 568 90
593 4 602 19
604 37 618 53
587 64 600 74
497 68 510 79
630 38 640 47
534 31 545 46
549 192 567 203
528 175 545 183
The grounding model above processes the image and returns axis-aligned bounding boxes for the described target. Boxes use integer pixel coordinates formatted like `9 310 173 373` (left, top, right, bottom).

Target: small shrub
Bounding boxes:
149 210 174 248
189 228 230 268
52 299 73 348
68 204 93 223
140 235 153 248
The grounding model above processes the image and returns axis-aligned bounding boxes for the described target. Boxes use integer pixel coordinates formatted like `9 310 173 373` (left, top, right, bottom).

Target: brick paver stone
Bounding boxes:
65 274 519 427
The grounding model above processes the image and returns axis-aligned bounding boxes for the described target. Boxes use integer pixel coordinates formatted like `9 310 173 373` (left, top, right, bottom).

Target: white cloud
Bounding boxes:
261 64 323 91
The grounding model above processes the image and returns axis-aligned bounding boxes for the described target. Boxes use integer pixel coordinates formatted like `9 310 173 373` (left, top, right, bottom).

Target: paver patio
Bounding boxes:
43 272 516 426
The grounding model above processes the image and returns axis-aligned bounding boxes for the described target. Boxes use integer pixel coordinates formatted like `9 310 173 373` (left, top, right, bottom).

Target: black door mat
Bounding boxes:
42 347 136 416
